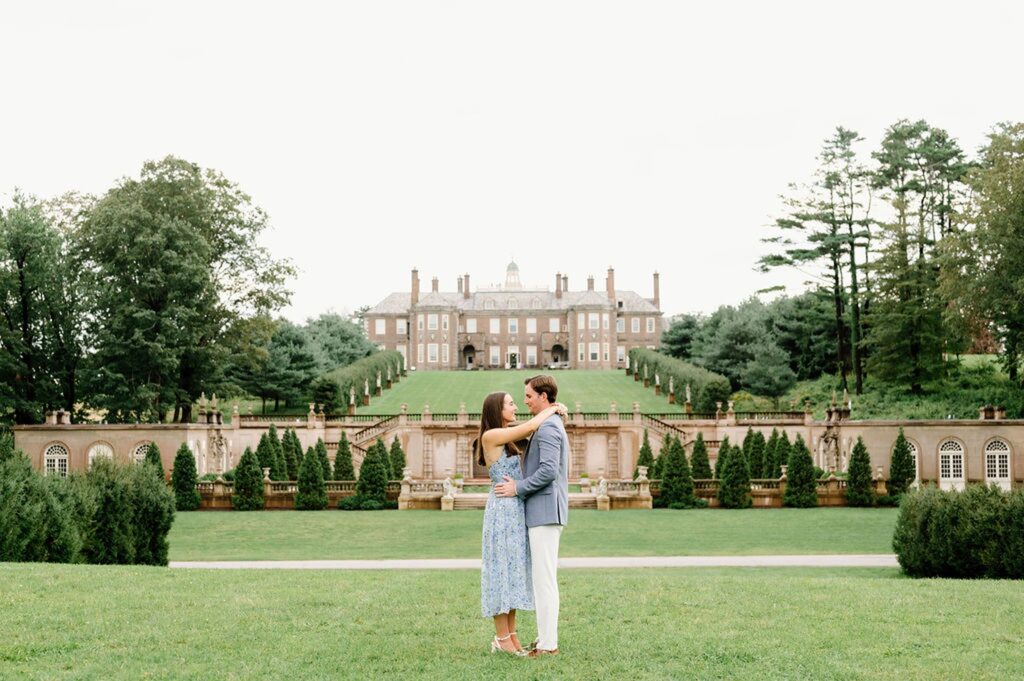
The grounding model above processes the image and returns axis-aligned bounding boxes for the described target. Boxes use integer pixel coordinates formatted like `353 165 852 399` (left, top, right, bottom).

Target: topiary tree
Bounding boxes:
355 440 388 504
661 436 697 508
783 434 817 508
82 458 136 564
334 431 355 480
389 436 406 480
747 430 766 479
126 461 176 565
295 441 328 510
888 427 916 498
144 442 164 481
255 433 274 478
717 438 752 509
763 429 780 478
770 431 791 479
293 430 306 471
315 438 331 481
282 428 300 480
232 447 265 510
634 429 654 479
267 424 286 481
690 432 712 479
171 443 201 511
846 436 875 507
712 436 731 479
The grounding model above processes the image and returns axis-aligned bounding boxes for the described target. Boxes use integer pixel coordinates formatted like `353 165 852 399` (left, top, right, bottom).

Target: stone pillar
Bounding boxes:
632 402 641 424
307 404 316 429
422 405 432 423
606 433 620 479
399 403 408 426
456 432 470 478
422 433 434 479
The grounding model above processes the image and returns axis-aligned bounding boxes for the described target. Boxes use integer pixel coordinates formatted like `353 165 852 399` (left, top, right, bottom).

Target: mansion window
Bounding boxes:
939 440 965 491
417 314 424 331
647 318 655 333
490 346 501 366
617 345 626 362
603 343 609 361
397 319 407 335
132 442 153 464
44 444 69 477
602 313 609 330
985 439 1011 489
466 318 477 333
527 345 537 365
428 314 438 331
526 318 537 334
87 442 113 467
508 318 519 334
549 318 560 333
578 343 585 362
631 318 640 333
442 344 449 364
616 317 625 332
489 318 500 334
417 344 424 363
428 344 438 363
375 319 386 335
589 342 599 361
442 315 449 331
589 313 599 330
578 313 585 330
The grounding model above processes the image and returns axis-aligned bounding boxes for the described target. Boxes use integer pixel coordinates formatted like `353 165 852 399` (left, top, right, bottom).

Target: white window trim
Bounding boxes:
466 318 477 333
428 314 438 331
374 319 386 335
526 318 537 334
428 343 438 363
631 318 640 333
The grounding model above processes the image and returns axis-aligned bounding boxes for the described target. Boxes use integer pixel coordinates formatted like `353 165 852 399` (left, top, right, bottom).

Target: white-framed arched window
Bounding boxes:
87 442 114 467
132 442 153 464
938 439 965 491
44 443 69 477
984 439 1011 491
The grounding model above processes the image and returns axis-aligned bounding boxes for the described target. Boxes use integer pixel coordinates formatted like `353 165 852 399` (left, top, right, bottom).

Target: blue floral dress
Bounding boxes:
480 447 534 617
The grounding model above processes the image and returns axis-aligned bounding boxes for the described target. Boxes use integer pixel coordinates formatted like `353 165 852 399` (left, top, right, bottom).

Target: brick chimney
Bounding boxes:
555 272 562 299
653 271 660 309
411 268 420 306
457 277 463 295
463 273 470 299
432 277 439 293
587 275 595 291
562 274 568 292
606 266 615 301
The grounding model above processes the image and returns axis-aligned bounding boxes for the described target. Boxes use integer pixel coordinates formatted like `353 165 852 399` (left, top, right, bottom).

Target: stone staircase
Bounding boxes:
452 493 597 510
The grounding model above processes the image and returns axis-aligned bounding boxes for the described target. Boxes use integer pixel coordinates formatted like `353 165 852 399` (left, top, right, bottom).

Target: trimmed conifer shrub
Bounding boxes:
771 431 791 479
315 438 331 481
255 433 274 478
888 427 916 498
748 430 766 478
717 438 752 509
712 435 731 479
267 424 286 480
661 436 697 508
144 442 164 481
893 485 1024 579
354 440 388 504
0 453 84 563
690 432 712 479
283 428 300 480
232 447 265 510
82 458 137 564
126 461 176 565
389 436 406 480
334 432 355 480
295 442 328 510
846 436 875 507
763 429 779 478
783 434 817 507
171 443 201 511
634 429 654 479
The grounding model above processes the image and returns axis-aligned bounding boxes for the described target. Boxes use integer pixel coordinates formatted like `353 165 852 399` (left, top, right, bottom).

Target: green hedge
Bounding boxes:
627 348 731 412
893 484 1024 578
320 350 404 414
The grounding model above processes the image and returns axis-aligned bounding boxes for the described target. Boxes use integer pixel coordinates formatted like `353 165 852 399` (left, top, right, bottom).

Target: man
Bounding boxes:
494 374 569 657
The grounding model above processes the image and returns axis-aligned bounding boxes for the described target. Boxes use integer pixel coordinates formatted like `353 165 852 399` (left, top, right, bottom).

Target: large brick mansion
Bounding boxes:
365 263 665 370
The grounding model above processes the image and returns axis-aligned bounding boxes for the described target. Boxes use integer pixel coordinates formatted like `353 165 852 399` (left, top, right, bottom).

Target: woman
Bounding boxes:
476 391 566 655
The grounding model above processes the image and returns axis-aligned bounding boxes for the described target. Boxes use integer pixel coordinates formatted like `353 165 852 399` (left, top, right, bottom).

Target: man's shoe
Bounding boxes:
527 648 559 658
528 638 539 652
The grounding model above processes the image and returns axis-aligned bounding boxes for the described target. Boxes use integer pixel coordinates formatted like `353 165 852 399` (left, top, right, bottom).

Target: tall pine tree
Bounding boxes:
661 436 697 508
231 447 265 510
388 436 406 480
171 443 201 511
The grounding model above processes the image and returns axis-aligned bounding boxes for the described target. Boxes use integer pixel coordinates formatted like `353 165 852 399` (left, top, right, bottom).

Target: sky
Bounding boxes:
2 1 1022 321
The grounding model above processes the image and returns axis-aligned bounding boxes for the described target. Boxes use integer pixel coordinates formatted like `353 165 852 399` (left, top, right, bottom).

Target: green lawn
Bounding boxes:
2 563 1021 680
167 508 899 561
354 369 682 415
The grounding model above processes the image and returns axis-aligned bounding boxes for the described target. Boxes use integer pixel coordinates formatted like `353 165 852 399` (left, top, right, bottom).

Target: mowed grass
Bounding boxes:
355 369 682 415
167 508 899 561
2 563 1022 680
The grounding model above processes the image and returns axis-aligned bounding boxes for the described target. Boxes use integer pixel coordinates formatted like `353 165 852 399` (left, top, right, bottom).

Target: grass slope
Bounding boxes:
353 369 682 415
2 564 1021 680
167 509 899 561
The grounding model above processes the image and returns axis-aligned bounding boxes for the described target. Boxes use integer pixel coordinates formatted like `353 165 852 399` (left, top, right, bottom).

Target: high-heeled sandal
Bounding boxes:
491 633 526 656
509 630 524 652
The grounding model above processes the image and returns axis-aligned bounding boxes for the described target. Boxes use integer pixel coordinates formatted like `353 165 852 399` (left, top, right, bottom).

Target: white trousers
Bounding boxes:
528 524 563 650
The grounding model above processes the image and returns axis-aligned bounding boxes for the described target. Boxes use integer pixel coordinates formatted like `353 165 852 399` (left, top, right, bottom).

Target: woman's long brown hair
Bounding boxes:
475 391 524 467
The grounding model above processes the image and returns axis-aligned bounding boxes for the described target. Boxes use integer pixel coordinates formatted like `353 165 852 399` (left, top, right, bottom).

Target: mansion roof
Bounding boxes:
368 288 661 315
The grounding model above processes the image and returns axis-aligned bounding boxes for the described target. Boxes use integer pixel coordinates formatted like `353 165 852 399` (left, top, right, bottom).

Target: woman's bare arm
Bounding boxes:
481 404 566 449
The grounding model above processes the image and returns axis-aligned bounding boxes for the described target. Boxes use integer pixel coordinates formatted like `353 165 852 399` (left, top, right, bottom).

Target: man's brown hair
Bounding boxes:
524 375 558 403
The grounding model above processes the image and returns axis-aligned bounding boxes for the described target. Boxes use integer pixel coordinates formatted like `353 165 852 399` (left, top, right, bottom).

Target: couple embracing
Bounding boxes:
475 374 569 658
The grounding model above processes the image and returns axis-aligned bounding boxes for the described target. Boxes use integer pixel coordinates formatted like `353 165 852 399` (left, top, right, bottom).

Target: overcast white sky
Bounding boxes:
2 1 1021 321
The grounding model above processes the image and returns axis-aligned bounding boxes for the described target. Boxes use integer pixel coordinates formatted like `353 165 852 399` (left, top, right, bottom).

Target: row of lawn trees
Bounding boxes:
230 432 405 511
636 427 918 508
